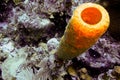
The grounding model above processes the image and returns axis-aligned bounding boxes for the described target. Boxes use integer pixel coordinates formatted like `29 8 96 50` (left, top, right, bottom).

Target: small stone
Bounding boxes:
49 15 54 19
114 66 120 74
67 66 77 77
80 74 86 80
80 68 87 74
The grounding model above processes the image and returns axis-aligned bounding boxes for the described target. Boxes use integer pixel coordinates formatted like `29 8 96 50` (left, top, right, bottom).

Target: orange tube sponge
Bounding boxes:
56 3 110 60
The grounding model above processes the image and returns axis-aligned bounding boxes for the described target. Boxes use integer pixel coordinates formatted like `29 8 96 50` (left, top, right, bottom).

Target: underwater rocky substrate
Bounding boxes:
0 0 120 80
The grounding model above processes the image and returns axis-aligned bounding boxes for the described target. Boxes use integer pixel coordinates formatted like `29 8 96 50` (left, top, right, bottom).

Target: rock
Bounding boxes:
67 66 78 77
79 68 92 80
103 66 120 79
114 66 120 75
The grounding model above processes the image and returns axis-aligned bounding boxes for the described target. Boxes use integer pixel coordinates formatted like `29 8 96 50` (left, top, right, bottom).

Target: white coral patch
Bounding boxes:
0 41 14 53
16 68 35 80
1 48 28 80
18 13 30 23
40 19 51 27
47 38 59 51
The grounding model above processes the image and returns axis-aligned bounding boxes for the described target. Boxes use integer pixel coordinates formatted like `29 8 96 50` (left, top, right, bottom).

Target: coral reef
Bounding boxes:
0 0 120 80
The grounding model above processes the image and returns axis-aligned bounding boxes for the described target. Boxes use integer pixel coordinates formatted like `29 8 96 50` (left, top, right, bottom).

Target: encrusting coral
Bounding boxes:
56 3 110 60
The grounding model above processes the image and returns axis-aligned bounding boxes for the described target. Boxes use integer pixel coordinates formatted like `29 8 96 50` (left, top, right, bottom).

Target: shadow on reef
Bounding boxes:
5 11 69 47
0 0 13 22
0 68 3 80
99 0 120 41
13 23 56 46
107 4 120 41
49 11 70 37
71 48 115 78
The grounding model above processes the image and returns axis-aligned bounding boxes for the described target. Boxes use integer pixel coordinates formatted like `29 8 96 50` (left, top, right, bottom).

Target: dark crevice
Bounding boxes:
88 49 101 59
0 0 13 22
49 11 70 37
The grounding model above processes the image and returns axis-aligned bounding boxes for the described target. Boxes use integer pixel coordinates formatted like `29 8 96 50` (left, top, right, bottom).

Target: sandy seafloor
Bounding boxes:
0 0 120 80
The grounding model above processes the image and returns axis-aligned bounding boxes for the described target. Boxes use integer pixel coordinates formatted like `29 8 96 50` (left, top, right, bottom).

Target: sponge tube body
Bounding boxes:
56 3 110 60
